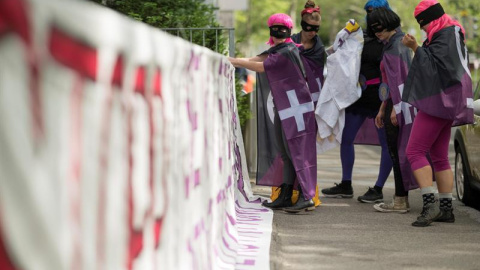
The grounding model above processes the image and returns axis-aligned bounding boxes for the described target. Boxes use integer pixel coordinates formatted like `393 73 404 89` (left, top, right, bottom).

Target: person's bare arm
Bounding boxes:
239 55 267 62
228 56 266 73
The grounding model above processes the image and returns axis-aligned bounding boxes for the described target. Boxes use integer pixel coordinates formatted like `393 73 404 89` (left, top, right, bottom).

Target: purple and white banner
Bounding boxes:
0 0 272 269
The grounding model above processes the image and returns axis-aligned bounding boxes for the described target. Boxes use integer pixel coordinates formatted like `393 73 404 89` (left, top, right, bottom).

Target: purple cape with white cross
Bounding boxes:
255 42 317 199
403 26 474 126
382 30 418 191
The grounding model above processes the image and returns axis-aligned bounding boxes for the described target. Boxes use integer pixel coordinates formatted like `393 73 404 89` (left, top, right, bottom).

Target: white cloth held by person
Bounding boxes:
315 19 364 154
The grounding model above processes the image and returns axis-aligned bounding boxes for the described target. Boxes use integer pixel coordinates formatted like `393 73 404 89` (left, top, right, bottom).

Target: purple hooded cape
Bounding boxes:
403 26 474 126
382 30 418 191
255 42 317 199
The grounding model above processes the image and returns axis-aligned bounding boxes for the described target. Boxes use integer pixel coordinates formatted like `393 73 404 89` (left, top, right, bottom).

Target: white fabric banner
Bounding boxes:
0 0 272 269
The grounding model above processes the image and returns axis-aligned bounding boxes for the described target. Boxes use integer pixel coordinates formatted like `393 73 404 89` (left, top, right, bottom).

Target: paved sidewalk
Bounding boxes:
252 145 480 270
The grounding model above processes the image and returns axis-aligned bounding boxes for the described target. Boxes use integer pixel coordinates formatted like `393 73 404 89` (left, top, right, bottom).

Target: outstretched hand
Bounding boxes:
228 57 239 67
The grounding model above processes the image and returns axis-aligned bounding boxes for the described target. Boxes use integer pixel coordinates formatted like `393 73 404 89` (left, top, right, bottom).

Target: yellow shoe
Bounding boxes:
271 185 321 207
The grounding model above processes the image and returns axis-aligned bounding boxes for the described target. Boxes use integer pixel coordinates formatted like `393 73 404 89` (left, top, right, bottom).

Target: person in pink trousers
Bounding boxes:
402 0 474 227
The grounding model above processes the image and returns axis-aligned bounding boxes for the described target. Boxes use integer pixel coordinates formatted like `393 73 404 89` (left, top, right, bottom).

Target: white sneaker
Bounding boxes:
373 196 409 213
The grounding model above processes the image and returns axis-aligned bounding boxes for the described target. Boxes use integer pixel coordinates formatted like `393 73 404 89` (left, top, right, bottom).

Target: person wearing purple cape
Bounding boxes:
321 0 393 204
228 13 317 213
269 0 325 208
402 0 474 227
363 8 417 214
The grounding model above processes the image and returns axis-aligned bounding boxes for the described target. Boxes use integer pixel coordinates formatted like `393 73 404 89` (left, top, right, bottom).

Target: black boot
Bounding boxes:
434 208 455 223
262 184 294 210
283 186 315 213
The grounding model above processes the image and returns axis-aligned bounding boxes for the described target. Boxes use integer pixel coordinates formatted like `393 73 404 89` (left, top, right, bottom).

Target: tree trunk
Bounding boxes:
245 0 253 55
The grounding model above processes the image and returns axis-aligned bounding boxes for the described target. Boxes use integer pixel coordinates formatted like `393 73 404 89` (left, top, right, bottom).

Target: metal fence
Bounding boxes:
161 27 235 57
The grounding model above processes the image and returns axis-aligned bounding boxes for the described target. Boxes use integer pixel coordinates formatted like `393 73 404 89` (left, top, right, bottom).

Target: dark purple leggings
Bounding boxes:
340 112 393 187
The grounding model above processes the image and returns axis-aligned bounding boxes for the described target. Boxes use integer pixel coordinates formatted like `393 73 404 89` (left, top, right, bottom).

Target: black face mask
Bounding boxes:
301 20 319 32
370 22 386 33
269 25 291 39
415 3 445 27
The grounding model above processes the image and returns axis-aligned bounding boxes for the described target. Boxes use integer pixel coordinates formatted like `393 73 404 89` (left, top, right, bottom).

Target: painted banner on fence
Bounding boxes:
0 0 272 269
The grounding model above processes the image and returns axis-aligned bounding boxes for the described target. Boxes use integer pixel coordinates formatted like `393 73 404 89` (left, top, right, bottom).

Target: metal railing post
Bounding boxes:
228 29 235 57
215 30 218 52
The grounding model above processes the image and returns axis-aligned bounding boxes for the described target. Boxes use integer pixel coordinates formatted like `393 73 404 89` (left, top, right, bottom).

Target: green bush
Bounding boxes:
235 77 252 131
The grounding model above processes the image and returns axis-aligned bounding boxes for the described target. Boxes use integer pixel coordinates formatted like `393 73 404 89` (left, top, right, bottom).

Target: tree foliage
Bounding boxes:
445 0 480 53
88 0 227 53
86 0 252 129
234 0 293 55
235 0 480 56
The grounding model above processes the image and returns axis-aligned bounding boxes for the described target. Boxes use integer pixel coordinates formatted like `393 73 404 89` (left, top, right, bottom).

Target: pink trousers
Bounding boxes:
406 110 453 172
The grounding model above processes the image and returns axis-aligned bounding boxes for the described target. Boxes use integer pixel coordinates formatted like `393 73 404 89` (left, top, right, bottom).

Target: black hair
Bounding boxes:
367 7 400 32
